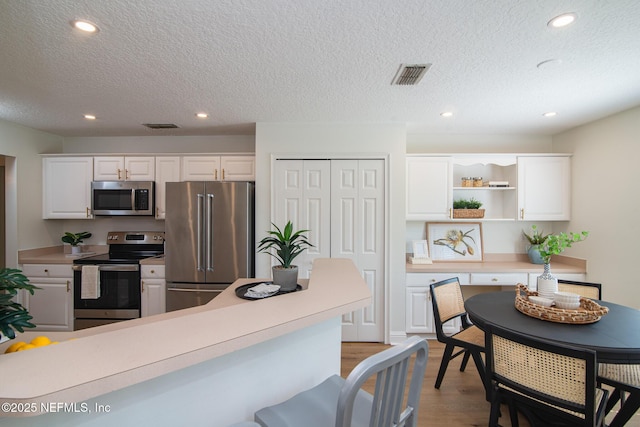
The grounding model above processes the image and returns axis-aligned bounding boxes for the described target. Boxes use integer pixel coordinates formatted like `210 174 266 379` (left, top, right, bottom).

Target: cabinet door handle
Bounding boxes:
141 280 144 293
222 169 225 180
214 169 218 180
117 168 122 180
86 207 91 218
448 208 452 219
520 208 525 219
125 169 130 180
66 280 70 292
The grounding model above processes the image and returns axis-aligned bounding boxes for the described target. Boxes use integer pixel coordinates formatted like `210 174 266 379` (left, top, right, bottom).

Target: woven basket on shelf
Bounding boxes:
514 283 609 324
452 209 485 219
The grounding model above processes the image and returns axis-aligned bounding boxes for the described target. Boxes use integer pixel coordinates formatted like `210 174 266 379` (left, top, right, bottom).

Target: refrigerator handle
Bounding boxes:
206 193 214 271
197 193 205 271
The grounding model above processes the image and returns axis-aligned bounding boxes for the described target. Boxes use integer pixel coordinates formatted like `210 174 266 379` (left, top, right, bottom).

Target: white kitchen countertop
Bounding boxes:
0 258 370 416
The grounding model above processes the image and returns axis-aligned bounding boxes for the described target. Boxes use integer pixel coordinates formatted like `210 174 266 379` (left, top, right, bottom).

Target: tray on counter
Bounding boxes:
514 283 609 324
235 282 303 301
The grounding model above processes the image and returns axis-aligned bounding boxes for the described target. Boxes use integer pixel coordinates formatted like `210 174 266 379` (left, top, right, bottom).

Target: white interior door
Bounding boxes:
274 158 385 342
273 160 330 279
331 160 385 342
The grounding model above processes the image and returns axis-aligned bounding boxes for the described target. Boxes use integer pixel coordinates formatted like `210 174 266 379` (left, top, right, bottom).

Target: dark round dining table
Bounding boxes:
464 291 640 364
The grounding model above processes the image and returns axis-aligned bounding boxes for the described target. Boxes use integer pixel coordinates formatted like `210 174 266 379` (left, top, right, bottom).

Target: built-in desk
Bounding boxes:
0 258 370 426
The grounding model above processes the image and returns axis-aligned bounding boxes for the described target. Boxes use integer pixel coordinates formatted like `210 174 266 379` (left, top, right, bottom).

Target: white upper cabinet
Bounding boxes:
406 156 453 220
517 156 571 221
43 157 94 219
94 156 155 181
182 155 255 181
154 156 181 219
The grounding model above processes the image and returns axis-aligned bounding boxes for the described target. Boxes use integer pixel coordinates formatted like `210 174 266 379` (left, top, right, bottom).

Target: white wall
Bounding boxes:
0 119 63 264
255 123 406 342
553 106 640 307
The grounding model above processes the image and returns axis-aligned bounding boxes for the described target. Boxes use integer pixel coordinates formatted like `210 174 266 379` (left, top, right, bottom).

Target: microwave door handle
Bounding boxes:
197 193 205 271
206 193 214 272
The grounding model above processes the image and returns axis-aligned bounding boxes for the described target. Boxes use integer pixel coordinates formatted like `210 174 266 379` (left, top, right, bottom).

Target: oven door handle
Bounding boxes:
73 264 140 272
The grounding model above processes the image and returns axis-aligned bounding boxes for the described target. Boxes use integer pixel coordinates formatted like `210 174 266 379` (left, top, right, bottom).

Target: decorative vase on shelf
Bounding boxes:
537 263 558 299
527 245 544 264
71 246 82 255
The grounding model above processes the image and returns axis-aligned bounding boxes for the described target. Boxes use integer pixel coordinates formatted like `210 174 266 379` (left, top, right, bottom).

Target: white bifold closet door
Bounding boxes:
273 159 385 342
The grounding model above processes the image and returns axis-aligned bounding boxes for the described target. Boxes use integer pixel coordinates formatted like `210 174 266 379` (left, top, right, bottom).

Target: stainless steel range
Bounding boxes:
72 231 165 330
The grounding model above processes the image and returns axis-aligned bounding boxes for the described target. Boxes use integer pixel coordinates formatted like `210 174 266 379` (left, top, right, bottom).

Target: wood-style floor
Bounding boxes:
341 340 640 427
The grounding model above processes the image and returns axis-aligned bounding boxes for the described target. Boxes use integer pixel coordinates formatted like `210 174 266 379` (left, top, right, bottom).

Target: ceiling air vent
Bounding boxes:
142 123 180 129
391 64 431 85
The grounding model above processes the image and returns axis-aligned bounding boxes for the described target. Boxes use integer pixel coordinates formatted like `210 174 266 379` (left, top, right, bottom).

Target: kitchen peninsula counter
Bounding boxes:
0 258 370 425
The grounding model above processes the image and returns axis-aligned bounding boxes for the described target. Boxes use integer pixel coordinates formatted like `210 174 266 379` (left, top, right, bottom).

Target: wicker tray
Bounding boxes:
514 283 609 324
452 209 485 218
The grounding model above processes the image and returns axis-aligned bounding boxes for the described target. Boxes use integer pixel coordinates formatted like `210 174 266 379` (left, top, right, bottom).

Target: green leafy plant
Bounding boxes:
522 225 549 245
257 221 314 268
61 231 92 246
0 268 39 340
538 231 589 264
453 198 483 209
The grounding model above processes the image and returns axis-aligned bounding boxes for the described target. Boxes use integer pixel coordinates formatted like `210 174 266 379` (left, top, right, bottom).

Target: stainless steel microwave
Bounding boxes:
92 181 154 216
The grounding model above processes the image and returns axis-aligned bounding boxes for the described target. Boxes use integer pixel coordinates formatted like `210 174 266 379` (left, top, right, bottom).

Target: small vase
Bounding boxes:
272 265 299 292
527 245 544 264
71 246 82 255
537 263 558 299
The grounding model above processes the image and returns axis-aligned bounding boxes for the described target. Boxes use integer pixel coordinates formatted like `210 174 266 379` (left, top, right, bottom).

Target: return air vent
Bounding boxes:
391 64 431 85
142 123 181 129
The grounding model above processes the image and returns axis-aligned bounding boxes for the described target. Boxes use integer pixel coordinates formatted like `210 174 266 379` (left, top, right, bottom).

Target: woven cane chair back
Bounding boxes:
486 322 607 426
557 280 602 300
431 279 465 324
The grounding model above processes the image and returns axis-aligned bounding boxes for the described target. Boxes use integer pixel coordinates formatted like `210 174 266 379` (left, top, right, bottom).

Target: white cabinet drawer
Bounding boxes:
470 273 527 286
141 265 165 279
405 273 470 286
21 264 73 278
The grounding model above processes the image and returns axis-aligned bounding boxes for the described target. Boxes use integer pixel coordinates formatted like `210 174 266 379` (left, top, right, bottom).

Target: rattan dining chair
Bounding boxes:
429 277 485 389
485 322 609 427
254 336 428 427
557 279 602 300
598 362 640 425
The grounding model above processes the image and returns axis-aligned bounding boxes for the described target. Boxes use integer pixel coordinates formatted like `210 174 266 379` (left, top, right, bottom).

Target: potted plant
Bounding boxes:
452 197 484 218
522 225 549 264
534 230 589 299
61 231 92 254
0 268 39 344
257 221 314 292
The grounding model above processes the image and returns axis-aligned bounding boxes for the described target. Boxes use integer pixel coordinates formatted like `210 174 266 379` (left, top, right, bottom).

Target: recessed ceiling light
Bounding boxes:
440 111 454 118
547 13 576 28
543 112 557 117
83 114 96 120
71 19 99 33
195 113 209 119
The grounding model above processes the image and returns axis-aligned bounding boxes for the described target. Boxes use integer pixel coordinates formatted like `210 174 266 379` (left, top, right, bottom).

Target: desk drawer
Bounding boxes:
21 264 73 278
470 273 527 286
406 273 470 287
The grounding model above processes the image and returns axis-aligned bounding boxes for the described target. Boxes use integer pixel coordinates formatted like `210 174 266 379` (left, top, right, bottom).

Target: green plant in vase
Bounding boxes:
257 221 314 292
535 230 588 299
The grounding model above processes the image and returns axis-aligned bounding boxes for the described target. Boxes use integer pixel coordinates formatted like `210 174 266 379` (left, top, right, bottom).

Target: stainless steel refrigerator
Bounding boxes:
165 181 255 311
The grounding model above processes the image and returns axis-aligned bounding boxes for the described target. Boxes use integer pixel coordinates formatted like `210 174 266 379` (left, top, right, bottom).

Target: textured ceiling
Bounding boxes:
1 0 639 137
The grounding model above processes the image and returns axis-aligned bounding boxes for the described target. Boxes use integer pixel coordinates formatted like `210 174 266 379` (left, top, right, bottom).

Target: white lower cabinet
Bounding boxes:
405 273 467 335
141 265 166 317
469 272 528 286
21 264 73 331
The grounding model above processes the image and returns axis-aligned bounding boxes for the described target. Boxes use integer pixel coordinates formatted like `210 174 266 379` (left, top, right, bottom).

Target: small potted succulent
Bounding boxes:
0 268 38 344
522 225 549 264
61 231 92 254
257 221 314 292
